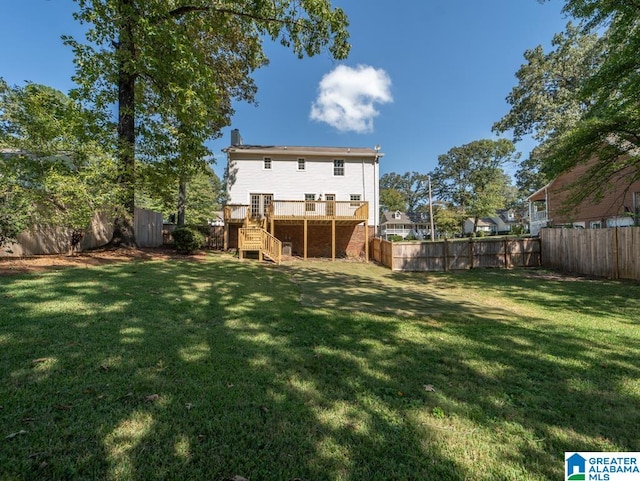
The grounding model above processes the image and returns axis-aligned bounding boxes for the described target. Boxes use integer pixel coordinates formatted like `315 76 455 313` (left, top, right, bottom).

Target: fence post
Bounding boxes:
444 238 449 272
613 227 619 280
468 239 474 269
503 238 508 268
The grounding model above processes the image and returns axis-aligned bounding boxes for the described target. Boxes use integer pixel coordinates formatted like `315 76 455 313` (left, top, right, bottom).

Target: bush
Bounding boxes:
387 235 404 242
172 226 205 254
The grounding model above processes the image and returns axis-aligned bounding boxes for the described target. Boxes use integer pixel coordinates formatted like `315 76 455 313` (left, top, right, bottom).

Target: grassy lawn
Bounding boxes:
1 253 639 480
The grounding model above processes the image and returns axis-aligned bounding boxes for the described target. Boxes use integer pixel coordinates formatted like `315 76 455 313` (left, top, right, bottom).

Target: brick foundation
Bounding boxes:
227 223 373 259
275 224 373 259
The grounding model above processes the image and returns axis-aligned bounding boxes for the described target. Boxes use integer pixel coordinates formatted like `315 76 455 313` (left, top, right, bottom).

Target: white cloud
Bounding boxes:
310 65 392 133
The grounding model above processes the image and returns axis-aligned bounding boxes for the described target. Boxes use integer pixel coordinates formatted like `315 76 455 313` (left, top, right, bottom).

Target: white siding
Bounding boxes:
227 154 379 225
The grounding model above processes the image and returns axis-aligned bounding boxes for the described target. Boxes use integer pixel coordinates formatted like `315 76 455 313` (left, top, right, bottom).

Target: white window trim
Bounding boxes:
297 158 306 171
263 157 272 170
333 159 345 176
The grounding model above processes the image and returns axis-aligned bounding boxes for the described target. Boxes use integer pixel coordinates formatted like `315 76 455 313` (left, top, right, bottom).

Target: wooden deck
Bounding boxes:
224 200 369 261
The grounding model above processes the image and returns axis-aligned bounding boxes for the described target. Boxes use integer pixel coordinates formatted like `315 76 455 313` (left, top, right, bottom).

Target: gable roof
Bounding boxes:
224 144 383 159
380 210 413 225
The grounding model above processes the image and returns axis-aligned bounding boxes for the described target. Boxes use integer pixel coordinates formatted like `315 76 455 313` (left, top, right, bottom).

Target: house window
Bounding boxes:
305 193 316 212
350 194 361 207
590 221 602 229
393 211 401 220
333 159 344 176
297 158 305 171
263 157 272 170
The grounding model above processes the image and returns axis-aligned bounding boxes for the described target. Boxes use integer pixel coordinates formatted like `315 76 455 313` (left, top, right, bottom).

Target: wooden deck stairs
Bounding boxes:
238 227 282 264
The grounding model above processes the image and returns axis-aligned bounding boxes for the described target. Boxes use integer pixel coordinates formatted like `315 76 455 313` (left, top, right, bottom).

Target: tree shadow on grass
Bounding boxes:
1 255 640 480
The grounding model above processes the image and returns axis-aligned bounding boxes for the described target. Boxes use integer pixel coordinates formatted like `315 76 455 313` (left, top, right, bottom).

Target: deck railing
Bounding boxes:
224 204 249 223
261 229 282 264
269 200 368 221
530 210 548 222
226 201 369 224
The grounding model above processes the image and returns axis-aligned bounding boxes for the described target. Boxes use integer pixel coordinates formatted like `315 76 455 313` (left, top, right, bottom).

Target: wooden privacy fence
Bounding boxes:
134 207 163 248
371 237 541 272
540 227 640 281
1 207 163 257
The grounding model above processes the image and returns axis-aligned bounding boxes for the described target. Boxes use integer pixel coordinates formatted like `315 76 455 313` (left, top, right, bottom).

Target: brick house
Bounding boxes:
222 130 382 262
528 160 640 235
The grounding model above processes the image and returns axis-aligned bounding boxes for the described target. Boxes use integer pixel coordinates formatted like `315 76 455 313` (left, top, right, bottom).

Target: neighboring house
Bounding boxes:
462 210 521 235
208 211 224 227
379 210 431 239
223 129 382 261
528 160 640 236
463 217 499 235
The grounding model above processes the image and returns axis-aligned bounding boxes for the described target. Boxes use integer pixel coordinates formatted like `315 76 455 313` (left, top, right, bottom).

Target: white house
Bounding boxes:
223 129 382 261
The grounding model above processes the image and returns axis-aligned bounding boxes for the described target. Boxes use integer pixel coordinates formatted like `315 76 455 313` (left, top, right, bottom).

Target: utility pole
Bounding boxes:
429 175 435 241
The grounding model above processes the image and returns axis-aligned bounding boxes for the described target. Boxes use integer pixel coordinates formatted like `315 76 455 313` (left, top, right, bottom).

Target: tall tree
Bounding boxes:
524 1 640 204
65 0 350 245
379 171 430 212
432 139 519 233
493 23 603 197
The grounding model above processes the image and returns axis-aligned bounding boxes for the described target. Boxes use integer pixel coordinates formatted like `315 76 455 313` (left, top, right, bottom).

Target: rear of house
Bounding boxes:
223 130 382 261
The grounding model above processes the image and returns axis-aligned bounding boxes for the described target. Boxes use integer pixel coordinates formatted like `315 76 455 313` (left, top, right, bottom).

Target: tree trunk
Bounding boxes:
473 216 479 234
111 3 137 247
177 181 187 226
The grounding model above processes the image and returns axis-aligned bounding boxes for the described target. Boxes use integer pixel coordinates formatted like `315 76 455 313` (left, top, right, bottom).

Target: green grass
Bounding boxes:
1 253 640 480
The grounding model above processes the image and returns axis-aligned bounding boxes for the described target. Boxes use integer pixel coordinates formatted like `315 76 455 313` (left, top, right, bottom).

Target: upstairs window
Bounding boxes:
333 159 344 176
263 157 272 170
350 194 361 207
297 158 306 171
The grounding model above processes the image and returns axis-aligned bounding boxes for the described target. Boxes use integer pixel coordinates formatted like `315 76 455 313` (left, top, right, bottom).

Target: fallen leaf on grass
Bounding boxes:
231 476 248 481
423 384 436 392
56 405 73 411
31 358 49 365
6 430 27 439
185 403 193 410
226 383 234 388
145 394 160 403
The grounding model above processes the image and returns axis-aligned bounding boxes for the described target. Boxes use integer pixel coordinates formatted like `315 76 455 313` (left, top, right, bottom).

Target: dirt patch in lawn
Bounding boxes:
0 247 208 276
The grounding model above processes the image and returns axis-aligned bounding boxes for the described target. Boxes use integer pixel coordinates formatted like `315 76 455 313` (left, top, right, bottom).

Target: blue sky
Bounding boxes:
0 0 571 179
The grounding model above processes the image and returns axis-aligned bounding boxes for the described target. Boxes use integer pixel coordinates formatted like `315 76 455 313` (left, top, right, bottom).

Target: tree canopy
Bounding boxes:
65 0 350 245
500 1 640 207
0 80 117 247
432 139 519 233
379 171 431 213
